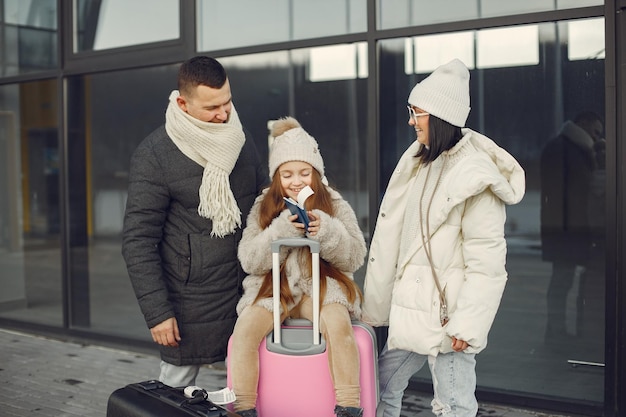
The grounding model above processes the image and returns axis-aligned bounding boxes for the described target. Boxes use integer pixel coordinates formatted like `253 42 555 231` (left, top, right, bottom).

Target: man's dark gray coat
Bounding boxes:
122 125 268 366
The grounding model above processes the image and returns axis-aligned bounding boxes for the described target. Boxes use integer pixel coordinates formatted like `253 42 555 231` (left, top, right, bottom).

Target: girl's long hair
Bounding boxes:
415 115 463 164
253 170 363 313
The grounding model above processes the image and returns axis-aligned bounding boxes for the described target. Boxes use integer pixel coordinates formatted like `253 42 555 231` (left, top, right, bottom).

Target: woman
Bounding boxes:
362 59 525 417
230 117 367 417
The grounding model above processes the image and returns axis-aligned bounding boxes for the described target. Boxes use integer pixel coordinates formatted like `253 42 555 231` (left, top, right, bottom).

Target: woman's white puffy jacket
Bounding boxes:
362 129 525 355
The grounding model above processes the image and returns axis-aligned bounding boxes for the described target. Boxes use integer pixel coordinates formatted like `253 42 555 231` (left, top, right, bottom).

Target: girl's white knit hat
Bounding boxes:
268 117 325 179
408 58 471 127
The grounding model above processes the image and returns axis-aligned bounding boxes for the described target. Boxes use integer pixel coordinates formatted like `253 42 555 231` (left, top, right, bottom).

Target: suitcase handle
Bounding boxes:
271 238 321 345
270 237 320 253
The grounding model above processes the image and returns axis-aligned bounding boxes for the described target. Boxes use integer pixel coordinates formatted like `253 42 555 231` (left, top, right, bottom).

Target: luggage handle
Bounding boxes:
271 238 320 345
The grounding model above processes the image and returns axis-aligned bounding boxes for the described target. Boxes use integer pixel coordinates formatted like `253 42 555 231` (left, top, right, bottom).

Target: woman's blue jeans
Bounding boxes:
376 344 478 417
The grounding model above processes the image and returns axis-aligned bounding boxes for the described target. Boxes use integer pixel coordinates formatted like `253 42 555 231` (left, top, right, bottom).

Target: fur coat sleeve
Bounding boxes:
236 187 367 318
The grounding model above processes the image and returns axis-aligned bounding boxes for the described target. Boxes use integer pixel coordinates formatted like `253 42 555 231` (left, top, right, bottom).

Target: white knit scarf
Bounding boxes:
165 90 245 237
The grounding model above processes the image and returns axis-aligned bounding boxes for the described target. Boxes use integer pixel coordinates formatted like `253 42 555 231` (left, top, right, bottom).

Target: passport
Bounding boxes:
283 185 314 228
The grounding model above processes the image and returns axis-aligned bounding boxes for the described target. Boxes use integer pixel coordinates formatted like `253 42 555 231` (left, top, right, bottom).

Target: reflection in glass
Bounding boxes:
54 50 369 338
64 66 179 338
379 17 604 404
292 47 368 236
74 0 179 52
405 32 475 74
477 25 539 69
404 26 539 75
197 0 366 51
540 110 605 365
568 18 605 60
217 48 370 256
0 0 57 76
481 0 565 17
309 43 368 82
0 80 62 326
379 0 475 29
378 0 602 30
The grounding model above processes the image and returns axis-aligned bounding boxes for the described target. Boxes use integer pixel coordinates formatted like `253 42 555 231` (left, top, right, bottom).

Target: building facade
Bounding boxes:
0 1 625 416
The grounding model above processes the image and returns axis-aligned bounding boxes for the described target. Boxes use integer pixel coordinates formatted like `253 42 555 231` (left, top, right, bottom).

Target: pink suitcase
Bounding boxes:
227 237 378 417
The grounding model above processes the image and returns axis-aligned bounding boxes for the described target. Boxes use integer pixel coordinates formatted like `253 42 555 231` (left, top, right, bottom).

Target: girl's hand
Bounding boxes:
288 213 306 232
306 211 320 236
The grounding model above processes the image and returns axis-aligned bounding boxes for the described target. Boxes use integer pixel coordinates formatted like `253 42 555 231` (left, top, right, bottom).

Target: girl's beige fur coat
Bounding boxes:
236 186 367 318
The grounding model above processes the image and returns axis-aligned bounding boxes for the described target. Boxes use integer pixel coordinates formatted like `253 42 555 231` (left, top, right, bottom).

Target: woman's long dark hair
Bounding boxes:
415 115 464 164
253 169 362 313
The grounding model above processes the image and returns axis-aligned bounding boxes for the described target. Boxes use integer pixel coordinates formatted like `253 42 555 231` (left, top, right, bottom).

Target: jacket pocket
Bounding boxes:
392 264 439 313
188 232 238 284
160 236 190 284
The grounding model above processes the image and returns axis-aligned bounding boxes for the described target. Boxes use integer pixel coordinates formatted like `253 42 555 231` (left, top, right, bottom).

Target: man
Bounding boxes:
540 111 604 345
122 56 268 387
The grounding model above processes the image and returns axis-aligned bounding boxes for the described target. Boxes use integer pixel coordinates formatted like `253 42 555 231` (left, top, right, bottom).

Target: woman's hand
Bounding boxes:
451 336 469 352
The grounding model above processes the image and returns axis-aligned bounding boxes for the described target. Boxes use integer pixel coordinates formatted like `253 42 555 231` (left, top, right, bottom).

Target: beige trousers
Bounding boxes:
230 296 361 411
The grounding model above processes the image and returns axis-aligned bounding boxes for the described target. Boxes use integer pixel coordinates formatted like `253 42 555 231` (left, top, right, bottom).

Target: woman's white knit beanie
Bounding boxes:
408 58 471 127
269 117 325 179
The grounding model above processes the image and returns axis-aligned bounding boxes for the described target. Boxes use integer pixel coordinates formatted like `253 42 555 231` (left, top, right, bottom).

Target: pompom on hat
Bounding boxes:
408 58 471 127
268 117 326 183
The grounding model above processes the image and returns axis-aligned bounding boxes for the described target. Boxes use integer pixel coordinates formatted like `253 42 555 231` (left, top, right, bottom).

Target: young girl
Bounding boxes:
229 117 367 417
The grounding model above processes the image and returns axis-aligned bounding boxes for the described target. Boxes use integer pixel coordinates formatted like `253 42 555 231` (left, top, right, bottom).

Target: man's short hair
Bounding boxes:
178 56 227 96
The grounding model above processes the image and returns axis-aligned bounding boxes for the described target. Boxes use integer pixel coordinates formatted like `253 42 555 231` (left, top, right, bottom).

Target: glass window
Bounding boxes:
480 0 600 18
309 43 368 82
379 17 605 405
476 25 539 68
55 49 368 339
404 25 540 73
74 0 179 52
405 32 475 74
378 0 477 29
197 0 367 51
378 0 603 30
568 18 605 60
0 80 62 326
64 66 179 339
0 0 57 76
219 49 369 244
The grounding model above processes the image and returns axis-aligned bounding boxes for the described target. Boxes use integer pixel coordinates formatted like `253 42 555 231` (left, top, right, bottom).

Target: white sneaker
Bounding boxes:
206 387 236 405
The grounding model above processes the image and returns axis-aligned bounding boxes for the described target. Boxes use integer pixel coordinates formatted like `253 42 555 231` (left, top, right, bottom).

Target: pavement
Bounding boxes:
0 328 579 417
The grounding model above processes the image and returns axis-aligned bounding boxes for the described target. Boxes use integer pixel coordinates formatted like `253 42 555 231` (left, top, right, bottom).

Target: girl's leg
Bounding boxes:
298 297 361 408
427 352 477 417
376 344 427 417
323 303 361 407
230 305 273 412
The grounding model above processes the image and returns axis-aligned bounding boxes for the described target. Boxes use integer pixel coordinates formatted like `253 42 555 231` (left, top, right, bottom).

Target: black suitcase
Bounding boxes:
106 380 239 417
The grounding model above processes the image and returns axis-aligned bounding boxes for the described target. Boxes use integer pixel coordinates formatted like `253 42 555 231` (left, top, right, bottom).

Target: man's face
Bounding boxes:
580 119 604 142
177 79 232 123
